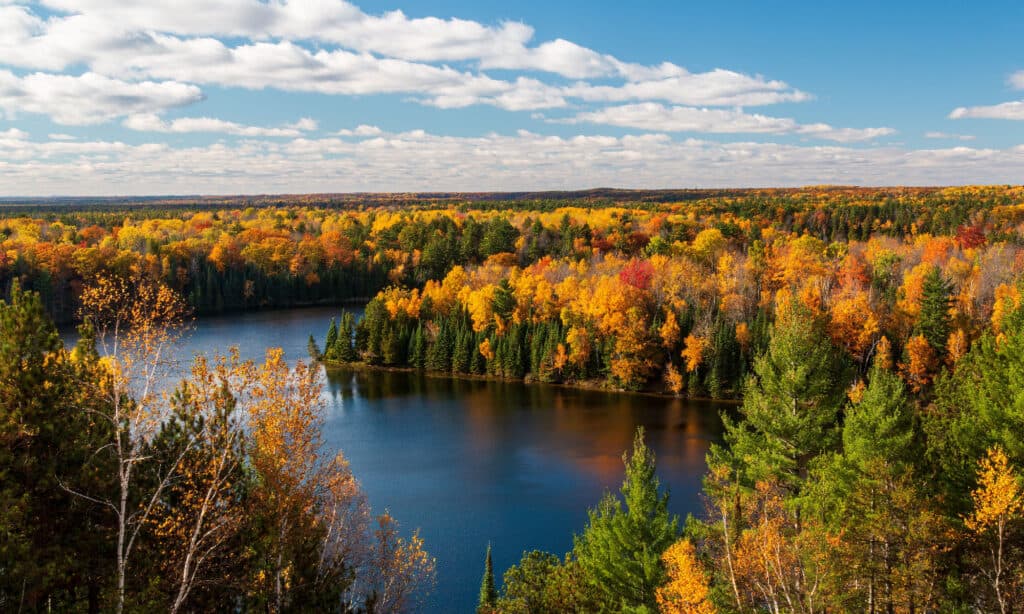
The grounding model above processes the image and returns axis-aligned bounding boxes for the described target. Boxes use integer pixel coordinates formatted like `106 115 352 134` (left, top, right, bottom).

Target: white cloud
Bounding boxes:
123 113 316 136
560 103 894 142
2 129 1021 196
1009 70 1024 90
0 71 202 125
950 101 1024 120
0 2 807 112
924 131 975 141
48 133 77 140
337 124 382 136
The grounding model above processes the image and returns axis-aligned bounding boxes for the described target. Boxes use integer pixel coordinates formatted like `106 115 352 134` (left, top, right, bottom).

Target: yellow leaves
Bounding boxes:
681 334 709 373
478 338 495 361
380 287 422 319
946 328 968 366
991 282 1021 333
690 228 726 264
965 446 1023 535
735 322 751 351
659 309 681 349
656 539 716 614
565 326 592 367
663 363 684 395
466 284 498 333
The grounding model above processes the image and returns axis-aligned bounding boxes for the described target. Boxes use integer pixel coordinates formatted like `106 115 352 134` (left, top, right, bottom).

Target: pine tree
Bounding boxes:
324 318 338 360
573 428 679 611
477 543 497 613
0 284 113 610
338 311 358 363
917 266 953 355
716 303 848 494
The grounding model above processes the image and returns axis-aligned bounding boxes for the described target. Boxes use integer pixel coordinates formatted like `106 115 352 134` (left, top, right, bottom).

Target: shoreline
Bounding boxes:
319 359 742 405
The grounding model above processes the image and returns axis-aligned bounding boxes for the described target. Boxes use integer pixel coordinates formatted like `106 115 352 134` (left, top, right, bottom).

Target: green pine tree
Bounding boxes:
324 318 339 360
572 428 679 612
715 303 848 495
477 543 498 613
916 266 953 355
338 311 359 363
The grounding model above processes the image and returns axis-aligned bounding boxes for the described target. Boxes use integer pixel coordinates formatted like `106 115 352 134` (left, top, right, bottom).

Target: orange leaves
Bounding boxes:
900 334 937 392
681 334 708 373
828 290 880 361
656 539 716 614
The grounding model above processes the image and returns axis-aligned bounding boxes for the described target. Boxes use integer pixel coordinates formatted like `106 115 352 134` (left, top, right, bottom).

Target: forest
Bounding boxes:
2 186 1024 612
0 277 434 612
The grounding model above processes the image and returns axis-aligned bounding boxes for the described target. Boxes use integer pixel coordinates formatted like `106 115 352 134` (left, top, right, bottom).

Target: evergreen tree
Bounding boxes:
324 318 338 360
0 284 113 611
338 311 359 363
409 322 427 369
917 266 953 355
716 303 848 494
477 543 497 613
572 428 679 612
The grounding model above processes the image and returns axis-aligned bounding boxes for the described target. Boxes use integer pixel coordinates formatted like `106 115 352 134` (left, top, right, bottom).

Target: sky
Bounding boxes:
0 0 1023 195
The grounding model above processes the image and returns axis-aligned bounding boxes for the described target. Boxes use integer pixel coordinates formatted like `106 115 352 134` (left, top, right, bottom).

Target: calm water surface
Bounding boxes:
67 306 726 612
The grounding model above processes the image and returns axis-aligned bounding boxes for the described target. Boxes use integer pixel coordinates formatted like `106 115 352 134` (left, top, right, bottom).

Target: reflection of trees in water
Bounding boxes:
322 367 725 486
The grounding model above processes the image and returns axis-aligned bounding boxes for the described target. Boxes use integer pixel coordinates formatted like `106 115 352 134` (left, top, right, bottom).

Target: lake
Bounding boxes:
66 305 726 612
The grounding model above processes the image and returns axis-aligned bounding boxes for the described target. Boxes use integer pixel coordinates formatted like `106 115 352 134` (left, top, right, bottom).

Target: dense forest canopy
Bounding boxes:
2 185 1024 612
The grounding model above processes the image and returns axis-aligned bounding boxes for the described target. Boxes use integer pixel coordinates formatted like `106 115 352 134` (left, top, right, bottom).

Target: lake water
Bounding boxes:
66 306 726 612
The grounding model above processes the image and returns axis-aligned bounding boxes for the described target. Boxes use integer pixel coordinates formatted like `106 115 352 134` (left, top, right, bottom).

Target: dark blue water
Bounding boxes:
65 306 725 612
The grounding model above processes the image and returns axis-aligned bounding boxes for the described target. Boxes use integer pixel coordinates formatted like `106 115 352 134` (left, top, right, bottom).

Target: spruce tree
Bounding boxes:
324 318 338 360
572 428 679 612
917 266 953 355
338 311 358 363
477 544 497 613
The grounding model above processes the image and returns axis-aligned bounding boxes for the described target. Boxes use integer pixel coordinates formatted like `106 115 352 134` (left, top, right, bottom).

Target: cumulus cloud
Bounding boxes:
560 103 894 142
1009 70 1024 90
2 129 1022 196
123 113 317 136
950 101 1024 120
0 1 806 114
0 70 202 125
924 131 975 141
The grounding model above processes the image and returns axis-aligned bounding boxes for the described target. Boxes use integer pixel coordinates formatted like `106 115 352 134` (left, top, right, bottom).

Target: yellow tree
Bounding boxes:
964 446 1023 614
656 539 716 614
150 350 256 614
76 273 190 614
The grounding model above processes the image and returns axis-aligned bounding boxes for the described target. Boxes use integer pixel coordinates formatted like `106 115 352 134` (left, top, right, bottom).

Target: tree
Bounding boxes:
0 284 113 611
496 551 597 614
573 428 679 611
478 543 497 613
916 266 953 356
717 303 847 494
807 361 946 612
656 539 716 614
76 273 191 614
325 317 339 360
964 446 1023 614
148 351 254 613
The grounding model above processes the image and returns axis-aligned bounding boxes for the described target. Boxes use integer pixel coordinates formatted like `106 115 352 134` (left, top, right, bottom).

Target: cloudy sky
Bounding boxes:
1 0 1023 195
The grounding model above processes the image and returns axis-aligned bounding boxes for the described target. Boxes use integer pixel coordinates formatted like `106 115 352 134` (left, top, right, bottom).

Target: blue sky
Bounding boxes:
1 0 1022 195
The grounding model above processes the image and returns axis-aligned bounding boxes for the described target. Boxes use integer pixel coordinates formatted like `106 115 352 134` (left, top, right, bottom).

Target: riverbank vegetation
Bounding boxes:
0 277 434 612
479 298 1024 612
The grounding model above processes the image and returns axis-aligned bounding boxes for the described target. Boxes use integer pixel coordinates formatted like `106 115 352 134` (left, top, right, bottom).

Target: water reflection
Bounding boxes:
66 306 725 613
319 365 724 612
